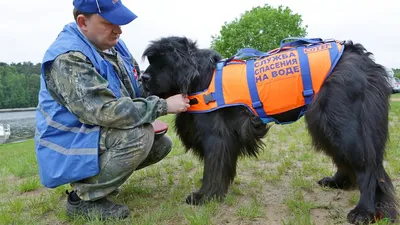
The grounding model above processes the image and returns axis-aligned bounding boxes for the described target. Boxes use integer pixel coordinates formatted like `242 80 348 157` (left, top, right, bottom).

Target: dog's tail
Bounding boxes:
342 40 392 94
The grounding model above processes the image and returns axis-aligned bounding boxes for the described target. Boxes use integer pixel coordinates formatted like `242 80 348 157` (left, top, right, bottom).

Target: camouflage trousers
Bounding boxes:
70 123 172 201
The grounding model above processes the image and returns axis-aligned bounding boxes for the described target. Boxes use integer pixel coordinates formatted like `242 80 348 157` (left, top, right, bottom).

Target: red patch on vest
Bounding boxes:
133 68 138 80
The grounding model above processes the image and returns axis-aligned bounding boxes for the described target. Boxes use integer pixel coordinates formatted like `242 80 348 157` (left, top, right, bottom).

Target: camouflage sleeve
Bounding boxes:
45 51 168 129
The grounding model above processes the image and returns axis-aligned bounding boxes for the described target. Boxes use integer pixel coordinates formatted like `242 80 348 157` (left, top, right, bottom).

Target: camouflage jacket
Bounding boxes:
44 48 168 129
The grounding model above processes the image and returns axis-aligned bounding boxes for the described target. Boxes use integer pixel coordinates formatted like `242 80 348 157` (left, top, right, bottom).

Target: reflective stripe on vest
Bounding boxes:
187 41 344 124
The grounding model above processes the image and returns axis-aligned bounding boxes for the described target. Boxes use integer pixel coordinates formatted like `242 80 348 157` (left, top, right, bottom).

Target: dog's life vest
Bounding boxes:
187 38 345 124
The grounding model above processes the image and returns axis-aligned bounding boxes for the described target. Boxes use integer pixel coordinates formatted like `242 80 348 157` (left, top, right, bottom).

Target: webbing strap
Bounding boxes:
246 59 268 118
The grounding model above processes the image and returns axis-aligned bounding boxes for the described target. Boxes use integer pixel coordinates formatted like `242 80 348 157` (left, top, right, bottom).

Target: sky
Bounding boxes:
0 0 398 70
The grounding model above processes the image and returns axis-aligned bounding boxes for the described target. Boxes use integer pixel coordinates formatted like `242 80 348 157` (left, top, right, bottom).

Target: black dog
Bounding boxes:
141 36 399 224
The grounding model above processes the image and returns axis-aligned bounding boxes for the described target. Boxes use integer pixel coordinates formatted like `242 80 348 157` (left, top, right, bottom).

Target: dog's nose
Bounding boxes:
140 73 151 82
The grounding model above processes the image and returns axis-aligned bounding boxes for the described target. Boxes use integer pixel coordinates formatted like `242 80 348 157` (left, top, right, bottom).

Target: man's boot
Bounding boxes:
66 190 130 220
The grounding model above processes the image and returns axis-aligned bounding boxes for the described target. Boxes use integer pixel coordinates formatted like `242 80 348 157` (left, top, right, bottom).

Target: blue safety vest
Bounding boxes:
35 22 140 188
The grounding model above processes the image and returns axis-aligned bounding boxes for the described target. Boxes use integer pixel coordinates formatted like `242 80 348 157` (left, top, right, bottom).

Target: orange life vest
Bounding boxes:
187 39 345 124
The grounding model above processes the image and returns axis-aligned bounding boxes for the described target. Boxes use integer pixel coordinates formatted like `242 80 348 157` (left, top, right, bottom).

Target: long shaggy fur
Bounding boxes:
141 36 399 224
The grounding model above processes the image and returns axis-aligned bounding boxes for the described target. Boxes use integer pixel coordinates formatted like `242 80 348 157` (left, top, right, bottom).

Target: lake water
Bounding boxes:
0 109 36 143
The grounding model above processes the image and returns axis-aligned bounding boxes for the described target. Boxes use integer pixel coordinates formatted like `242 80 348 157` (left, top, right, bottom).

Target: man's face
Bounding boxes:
78 14 122 50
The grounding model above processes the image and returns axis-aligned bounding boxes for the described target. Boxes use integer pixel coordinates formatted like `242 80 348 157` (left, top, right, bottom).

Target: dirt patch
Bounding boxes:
213 203 291 225
1 175 48 198
307 189 355 225
18 187 48 197
4 175 19 182
391 98 400 102
264 204 292 224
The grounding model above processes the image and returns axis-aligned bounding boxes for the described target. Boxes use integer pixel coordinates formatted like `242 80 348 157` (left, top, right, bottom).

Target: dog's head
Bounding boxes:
141 36 221 98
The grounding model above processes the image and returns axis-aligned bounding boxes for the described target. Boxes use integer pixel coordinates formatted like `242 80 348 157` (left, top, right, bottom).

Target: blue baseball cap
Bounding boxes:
73 0 137 25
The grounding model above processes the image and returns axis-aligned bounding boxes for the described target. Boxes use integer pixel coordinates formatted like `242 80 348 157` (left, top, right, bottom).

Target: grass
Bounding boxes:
0 99 399 225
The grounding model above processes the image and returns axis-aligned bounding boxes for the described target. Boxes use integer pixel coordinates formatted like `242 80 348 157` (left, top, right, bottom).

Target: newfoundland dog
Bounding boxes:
140 36 398 224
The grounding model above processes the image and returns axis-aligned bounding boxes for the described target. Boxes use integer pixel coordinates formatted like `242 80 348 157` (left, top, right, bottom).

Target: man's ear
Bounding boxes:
76 15 89 32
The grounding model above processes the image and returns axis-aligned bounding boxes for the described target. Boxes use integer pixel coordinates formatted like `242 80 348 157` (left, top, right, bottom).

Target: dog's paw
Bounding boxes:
185 192 224 205
347 208 374 225
185 192 205 205
318 177 338 188
318 176 352 189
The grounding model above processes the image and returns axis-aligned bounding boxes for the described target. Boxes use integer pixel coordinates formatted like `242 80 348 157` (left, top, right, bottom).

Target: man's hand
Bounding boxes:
166 94 190 114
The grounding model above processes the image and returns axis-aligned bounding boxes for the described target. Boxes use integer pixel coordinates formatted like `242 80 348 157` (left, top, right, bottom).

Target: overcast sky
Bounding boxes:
0 0 398 70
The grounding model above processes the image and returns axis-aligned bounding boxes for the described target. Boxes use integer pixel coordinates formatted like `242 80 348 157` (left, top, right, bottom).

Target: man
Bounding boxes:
35 0 190 220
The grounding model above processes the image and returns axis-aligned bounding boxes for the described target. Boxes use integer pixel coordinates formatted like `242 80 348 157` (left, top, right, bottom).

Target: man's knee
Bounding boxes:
156 133 172 151
99 123 155 170
135 133 173 170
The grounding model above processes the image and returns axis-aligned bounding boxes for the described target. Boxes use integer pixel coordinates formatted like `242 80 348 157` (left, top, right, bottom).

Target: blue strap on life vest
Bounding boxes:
327 40 340 77
297 45 314 106
276 37 328 106
246 59 268 118
211 62 225 106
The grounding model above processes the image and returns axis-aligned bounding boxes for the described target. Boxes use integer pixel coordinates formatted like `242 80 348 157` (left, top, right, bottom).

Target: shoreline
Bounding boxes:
0 107 36 113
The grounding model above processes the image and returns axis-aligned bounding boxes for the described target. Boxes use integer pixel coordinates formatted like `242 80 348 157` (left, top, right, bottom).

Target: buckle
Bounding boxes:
302 89 314 97
252 101 263 109
203 93 215 104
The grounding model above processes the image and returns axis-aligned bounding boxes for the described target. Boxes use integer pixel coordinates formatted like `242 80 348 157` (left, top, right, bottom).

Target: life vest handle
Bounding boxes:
280 37 324 48
233 48 270 59
229 38 325 61
268 37 326 55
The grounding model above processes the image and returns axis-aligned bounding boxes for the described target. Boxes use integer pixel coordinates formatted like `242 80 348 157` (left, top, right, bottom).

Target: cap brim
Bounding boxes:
100 4 137 25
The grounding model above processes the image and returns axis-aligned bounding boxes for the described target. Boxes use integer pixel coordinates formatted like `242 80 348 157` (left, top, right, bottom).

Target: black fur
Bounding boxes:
141 36 399 224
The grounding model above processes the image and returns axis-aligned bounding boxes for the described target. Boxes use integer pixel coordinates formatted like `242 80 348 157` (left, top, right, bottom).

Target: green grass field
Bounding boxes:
0 97 399 225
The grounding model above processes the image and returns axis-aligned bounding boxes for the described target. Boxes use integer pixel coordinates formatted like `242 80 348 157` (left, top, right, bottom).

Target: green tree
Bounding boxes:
211 4 308 58
393 68 400 79
0 61 41 109
10 61 41 76
26 74 40 107
2 73 28 108
0 72 3 108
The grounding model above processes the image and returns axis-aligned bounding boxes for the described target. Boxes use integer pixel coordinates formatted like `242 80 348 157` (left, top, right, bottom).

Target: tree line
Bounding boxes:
0 62 41 109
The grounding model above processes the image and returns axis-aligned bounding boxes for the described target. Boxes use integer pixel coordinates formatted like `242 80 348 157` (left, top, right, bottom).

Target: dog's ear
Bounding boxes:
210 51 222 66
173 37 200 95
141 41 162 63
